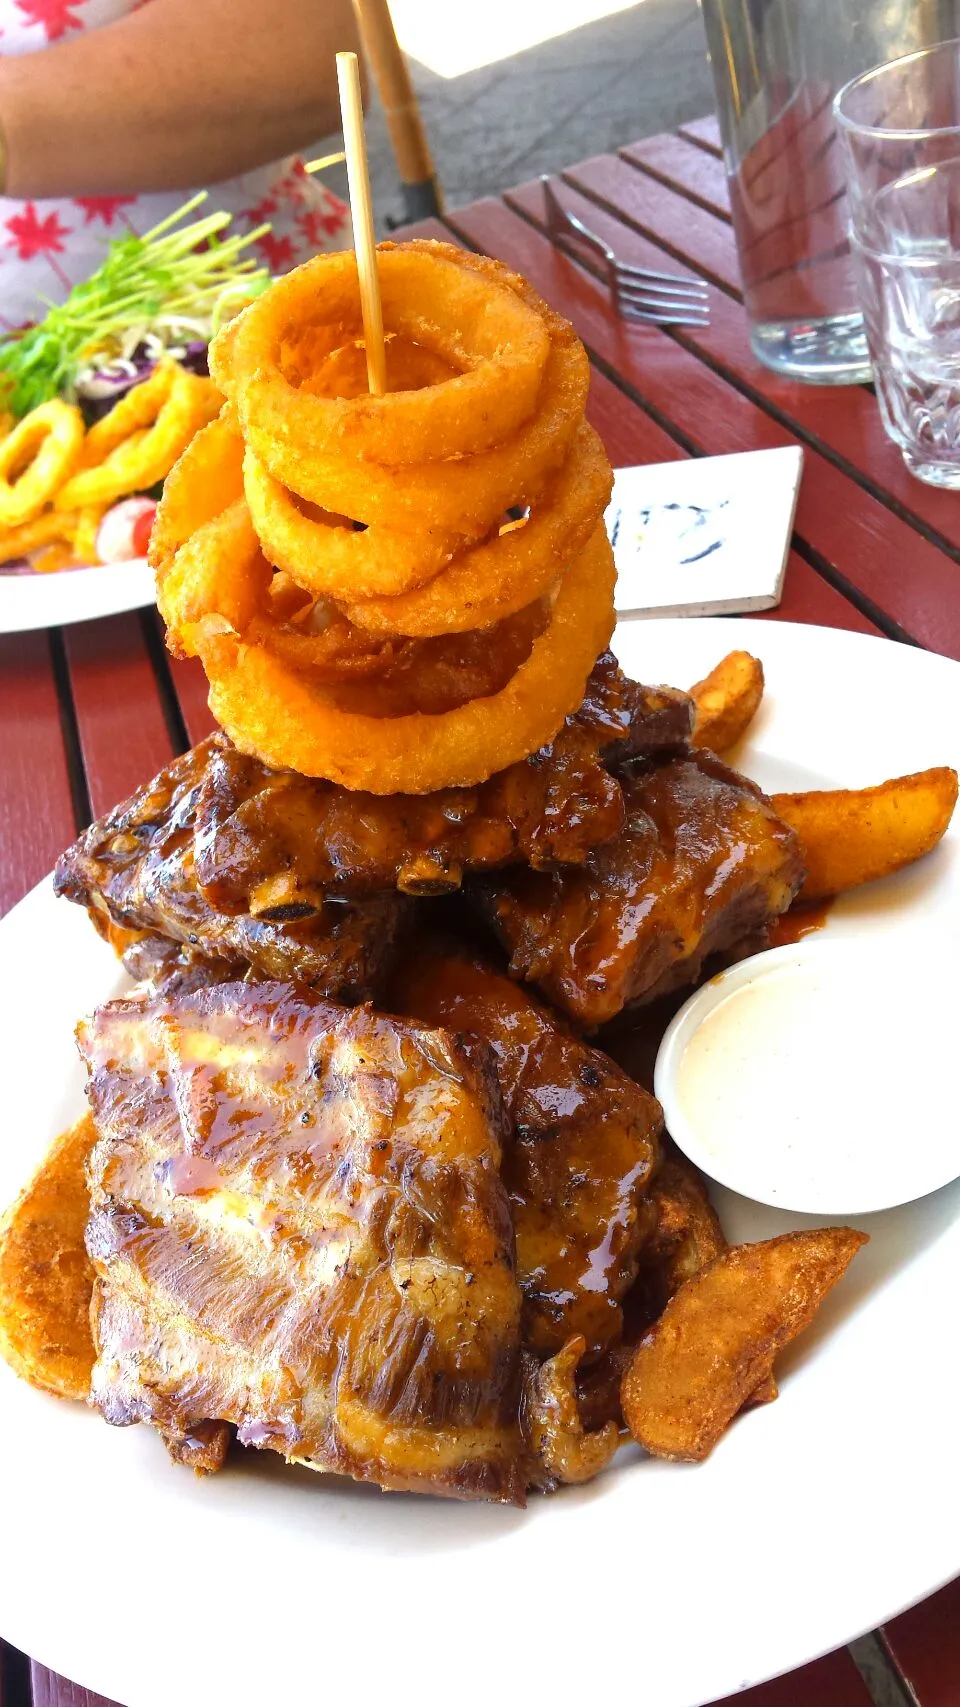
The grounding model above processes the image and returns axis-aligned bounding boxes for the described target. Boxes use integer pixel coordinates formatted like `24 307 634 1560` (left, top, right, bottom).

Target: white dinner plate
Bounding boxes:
1 617 959 1707
0 556 153 633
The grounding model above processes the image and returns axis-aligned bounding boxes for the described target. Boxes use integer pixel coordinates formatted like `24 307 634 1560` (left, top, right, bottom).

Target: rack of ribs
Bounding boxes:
478 750 805 1028
80 979 528 1503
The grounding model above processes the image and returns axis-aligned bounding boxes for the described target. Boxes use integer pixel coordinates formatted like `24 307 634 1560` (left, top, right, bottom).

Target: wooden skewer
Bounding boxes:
336 50 387 397
303 150 347 174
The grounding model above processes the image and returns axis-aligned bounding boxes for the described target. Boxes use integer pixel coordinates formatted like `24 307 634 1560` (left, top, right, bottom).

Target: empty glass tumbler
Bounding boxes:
835 37 960 223
849 155 960 487
700 0 957 383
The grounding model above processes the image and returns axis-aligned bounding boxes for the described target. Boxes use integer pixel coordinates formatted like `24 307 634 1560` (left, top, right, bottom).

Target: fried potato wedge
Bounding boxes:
0 1112 97 1400
637 1154 777 1407
773 768 958 901
690 651 764 754
621 1226 867 1461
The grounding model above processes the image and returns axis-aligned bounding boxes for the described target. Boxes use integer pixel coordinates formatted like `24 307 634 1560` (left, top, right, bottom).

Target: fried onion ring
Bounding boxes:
220 245 551 464
0 400 85 527
240 298 588 533
148 406 245 581
195 523 615 792
156 498 270 659
342 423 613 637
243 449 464 599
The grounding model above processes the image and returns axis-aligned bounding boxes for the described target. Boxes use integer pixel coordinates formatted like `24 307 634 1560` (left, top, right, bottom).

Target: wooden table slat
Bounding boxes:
31 1664 120 1707
677 112 723 155
565 140 960 558
162 646 218 748
565 151 742 292
0 632 78 918
584 367 879 636
620 131 732 217
881 1576 960 1707
485 181 960 654
420 208 877 641
63 612 174 822
708 1647 875 1707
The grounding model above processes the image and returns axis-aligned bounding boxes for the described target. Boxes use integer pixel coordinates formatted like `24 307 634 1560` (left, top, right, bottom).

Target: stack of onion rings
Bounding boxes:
152 239 617 793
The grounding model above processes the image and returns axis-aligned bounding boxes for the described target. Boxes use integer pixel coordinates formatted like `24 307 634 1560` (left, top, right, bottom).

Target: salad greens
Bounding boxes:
0 194 270 419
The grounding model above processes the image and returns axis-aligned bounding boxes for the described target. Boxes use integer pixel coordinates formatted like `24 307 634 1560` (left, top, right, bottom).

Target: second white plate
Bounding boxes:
0 556 153 633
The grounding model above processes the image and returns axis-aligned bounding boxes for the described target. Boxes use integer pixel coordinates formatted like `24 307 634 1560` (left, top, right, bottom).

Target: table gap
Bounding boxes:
47 628 92 833
618 140 733 222
0 1643 31 1707
676 117 724 158
499 185 960 578
137 608 190 756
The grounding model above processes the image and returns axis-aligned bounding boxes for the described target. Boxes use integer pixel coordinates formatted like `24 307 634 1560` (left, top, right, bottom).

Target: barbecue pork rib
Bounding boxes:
54 741 411 1001
391 948 662 1357
193 652 694 912
80 980 527 1503
479 750 805 1028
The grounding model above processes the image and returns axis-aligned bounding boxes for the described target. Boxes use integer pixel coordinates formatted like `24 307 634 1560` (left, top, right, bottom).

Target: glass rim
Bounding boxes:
834 37 960 141
850 155 960 263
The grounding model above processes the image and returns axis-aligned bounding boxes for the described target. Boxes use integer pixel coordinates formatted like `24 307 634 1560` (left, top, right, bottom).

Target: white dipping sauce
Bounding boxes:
654 938 957 1215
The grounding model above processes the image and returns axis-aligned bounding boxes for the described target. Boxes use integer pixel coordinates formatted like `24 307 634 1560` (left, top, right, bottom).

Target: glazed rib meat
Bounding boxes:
193 652 694 912
79 980 526 1503
390 948 662 1357
54 741 411 1001
479 750 805 1028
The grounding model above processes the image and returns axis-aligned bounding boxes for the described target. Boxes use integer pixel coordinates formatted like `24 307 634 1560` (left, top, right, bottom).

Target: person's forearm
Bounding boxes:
0 0 360 199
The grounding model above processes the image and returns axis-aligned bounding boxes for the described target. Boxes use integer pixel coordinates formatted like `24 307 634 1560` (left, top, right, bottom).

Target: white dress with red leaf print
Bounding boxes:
0 0 350 326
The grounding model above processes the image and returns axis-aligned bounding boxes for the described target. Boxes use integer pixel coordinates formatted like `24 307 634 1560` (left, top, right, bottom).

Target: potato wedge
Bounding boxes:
621 1227 867 1461
639 1154 777 1407
690 650 764 754
0 1112 97 1400
773 768 958 901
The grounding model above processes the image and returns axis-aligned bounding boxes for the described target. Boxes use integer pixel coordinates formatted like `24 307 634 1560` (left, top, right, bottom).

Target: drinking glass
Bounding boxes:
835 37 960 227
700 0 952 384
850 155 960 487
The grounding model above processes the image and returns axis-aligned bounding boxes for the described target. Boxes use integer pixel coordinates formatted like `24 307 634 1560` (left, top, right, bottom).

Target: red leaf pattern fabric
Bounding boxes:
14 0 83 39
74 194 138 226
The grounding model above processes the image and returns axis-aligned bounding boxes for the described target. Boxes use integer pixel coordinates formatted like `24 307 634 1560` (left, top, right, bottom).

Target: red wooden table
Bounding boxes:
3 115 960 1707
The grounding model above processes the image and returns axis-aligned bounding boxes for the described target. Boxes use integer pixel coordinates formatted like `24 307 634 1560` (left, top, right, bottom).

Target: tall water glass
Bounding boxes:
700 0 956 384
849 156 960 487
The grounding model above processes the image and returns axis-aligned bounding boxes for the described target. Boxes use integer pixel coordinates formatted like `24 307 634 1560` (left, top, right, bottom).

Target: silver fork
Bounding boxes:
540 176 710 326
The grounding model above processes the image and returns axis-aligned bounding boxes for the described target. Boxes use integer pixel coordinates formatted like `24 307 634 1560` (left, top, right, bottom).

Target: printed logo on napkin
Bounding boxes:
607 445 803 618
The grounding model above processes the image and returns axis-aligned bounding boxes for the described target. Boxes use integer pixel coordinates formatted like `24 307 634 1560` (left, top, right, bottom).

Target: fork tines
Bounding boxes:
540 175 710 327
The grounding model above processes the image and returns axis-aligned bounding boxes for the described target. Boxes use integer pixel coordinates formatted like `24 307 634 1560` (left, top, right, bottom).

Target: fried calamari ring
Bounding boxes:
218 244 551 464
56 366 221 512
240 304 588 533
77 358 178 463
342 423 613 637
195 523 615 793
0 505 81 562
148 406 245 581
243 449 464 599
72 504 106 564
0 400 85 527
